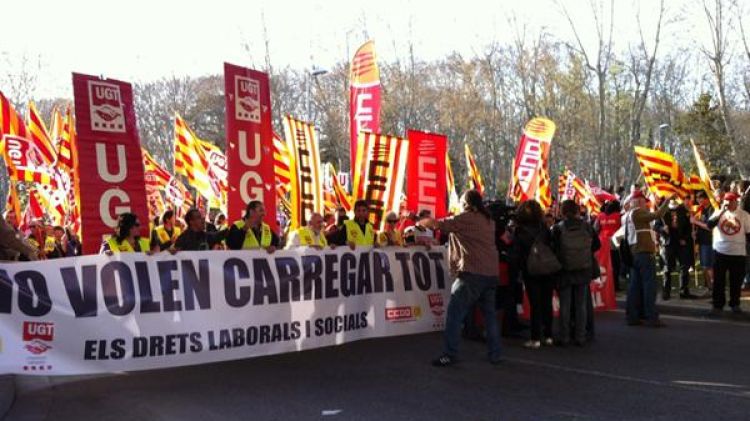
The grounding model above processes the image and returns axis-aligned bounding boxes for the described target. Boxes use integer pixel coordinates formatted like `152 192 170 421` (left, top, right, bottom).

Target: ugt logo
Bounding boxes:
88 81 126 133
235 76 261 123
22 321 55 355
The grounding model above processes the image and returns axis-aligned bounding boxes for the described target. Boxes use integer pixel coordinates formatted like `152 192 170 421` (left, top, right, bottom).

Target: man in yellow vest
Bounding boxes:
100 213 152 254
285 212 331 249
151 210 181 252
226 200 279 253
330 200 376 250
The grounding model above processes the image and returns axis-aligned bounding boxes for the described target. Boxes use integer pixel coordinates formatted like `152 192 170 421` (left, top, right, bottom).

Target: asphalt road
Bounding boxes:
4 311 750 421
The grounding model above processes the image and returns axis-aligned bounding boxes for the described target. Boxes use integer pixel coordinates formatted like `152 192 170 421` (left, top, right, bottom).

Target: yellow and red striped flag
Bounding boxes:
326 162 353 212
690 139 720 209
273 131 292 194
464 143 485 196
26 101 58 166
634 146 690 199
174 114 220 204
56 106 76 174
352 132 409 229
0 91 28 139
446 152 461 214
283 116 324 228
536 166 553 210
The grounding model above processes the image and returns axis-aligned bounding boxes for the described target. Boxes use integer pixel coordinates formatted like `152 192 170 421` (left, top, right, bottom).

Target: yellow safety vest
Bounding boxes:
155 225 181 245
344 220 375 246
377 230 403 247
43 237 57 253
106 237 151 253
233 221 272 249
297 227 328 247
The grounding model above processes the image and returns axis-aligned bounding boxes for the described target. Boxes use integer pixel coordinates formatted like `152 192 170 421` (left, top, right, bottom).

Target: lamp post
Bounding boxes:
306 67 328 121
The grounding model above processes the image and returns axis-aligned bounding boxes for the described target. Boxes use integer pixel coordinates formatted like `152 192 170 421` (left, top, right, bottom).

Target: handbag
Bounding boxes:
527 229 562 276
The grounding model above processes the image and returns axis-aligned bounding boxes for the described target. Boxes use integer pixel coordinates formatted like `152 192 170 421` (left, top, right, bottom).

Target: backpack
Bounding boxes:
558 220 593 271
527 229 562 277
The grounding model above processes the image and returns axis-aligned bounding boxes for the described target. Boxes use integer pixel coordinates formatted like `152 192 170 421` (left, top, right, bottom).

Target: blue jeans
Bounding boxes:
443 273 501 361
627 253 659 322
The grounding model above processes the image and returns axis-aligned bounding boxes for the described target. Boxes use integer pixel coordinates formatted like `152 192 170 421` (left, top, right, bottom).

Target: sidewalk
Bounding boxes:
0 375 15 419
615 288 750 322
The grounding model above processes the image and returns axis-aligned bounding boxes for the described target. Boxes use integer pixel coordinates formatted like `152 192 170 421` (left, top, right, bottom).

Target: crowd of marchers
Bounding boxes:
2 184 749 367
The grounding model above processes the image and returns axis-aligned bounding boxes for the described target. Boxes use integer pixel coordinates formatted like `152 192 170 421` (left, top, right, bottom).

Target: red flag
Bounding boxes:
406 130 447 218
72 73 149 254
349 41 382 171
224 63 277 229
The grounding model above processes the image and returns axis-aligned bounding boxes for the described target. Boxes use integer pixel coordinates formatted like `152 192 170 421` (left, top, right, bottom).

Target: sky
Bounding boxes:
0 0 727 99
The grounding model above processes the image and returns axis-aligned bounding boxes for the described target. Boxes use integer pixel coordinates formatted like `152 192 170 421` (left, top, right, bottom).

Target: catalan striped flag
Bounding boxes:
446 152 461 214
326 162 353 212
690 139 720 209
26 187 46 222
464 143 485 196
352 132 409 229
56 106 76 174
0 90 28 139
142 147 172 221
273 131 292 194
26 101 58 165
536 166 553 210
174 114 219 204
283 116 324 228
49 107 63 149
634 146 690 199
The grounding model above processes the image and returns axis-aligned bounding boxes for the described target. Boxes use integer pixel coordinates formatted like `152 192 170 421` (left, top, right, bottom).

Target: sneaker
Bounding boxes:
489 357 503 365
626 320 643 326
731 306 743 314
643 320 666 328
432 354 456 367
542 337 554 346
523 340 541 349
573 339 586 347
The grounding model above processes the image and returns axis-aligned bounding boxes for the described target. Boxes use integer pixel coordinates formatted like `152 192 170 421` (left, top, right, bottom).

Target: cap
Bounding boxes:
724 192 739 201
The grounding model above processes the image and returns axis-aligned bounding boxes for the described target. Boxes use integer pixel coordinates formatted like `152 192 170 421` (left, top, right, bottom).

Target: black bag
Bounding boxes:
527 230 562 276
558 221 593 271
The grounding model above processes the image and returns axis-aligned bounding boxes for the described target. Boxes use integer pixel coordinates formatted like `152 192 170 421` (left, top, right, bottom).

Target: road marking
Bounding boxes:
505 357 750 399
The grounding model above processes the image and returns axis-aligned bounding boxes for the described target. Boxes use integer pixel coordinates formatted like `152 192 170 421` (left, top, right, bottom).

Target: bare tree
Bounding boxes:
559 0 615 185
701 0 744 175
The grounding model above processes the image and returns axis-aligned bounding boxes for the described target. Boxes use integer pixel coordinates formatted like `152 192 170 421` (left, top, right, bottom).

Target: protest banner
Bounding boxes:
0 247 449 375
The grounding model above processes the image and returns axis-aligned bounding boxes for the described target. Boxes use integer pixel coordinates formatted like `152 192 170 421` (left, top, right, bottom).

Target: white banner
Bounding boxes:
0 247 450 375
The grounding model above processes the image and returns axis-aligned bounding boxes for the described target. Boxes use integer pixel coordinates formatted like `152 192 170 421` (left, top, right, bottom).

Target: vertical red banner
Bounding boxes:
349 40 381 172
224 63 276 229
406 130 447 218
72 73 149 254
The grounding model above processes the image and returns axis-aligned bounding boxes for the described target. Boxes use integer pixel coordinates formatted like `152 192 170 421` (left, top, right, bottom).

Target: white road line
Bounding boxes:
506 357 750 399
